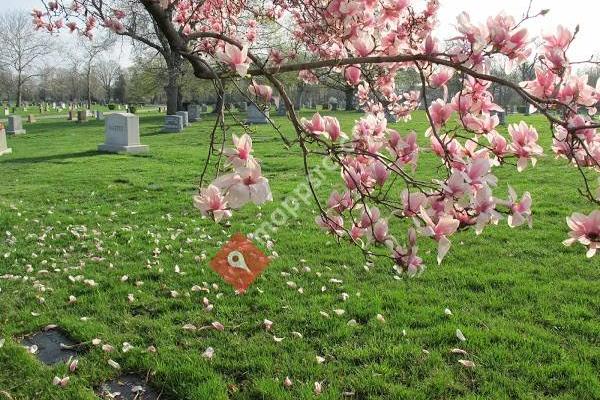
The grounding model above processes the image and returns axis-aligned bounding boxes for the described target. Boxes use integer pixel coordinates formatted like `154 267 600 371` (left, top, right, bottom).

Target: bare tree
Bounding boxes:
0 10 49 106
96 58 121 102
75 34 116 108
72 1 184 114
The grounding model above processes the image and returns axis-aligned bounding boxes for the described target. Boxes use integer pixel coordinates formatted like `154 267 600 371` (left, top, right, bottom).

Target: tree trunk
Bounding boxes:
345 86 356 111
164 53 182 115
177 85 183 111
86 65 92 109
16 74 22 108
294 82 305 110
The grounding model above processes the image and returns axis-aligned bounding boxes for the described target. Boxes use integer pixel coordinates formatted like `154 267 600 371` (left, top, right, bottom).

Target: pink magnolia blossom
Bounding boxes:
370 160 389 186
344 65 362 86
217 43 251 77
327 190 353 213
213 166 272 209
501 185 532 228
323 116 347 141
507 122 543 172
418 207 460 264
391 228 424 276
521 68 557 99
301 113 327 136
248 81 273 102
429 67 454 89
349 33 375 57
193 185 232 222
473 186 501 234
563 210 600 258
223 134 254 167
401 190 427 217
316 214 345 236
427 99 453 131
388 130 419 170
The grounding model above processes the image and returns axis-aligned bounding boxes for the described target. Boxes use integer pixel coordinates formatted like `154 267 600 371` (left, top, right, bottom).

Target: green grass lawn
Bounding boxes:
0 111 598 399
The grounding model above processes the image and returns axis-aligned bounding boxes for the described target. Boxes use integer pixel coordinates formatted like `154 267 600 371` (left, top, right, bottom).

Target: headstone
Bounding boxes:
3 108 9 116
200 104 208 113
277 102 287 116
496 111 506 126
384 110 398 123
0 125 12 156
68 111 75 121
98 113 149 154
27 114 36 123
246 103 268 124
163 115 184 132
176 111 189 126
86 109 93 117
187 104 201 122
77 110 88 123
7 116 26 135
96 111 104 120
238 102 247 112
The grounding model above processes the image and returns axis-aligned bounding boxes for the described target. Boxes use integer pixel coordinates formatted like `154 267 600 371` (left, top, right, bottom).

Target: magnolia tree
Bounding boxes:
36 0 600 273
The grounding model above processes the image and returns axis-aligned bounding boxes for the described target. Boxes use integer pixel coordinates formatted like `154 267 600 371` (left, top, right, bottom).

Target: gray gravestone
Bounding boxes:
187 104 201 122
77 110 88 123
496 111 507 126
98 113 148 154
238 102 247 112
163 115 184 132
384 110 397 123
68 111 75 121
7 116 26 135
176 111 189 126
200 104 208 113
96 111 104 120
27 114 36 123
0 127 12 156
246 103 268 124
277 102 287 116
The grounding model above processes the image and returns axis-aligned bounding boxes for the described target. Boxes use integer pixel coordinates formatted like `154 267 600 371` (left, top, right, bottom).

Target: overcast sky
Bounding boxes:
1 0 598 66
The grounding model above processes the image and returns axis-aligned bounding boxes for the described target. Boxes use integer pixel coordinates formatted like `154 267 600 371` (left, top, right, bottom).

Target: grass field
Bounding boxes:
0 111 598 399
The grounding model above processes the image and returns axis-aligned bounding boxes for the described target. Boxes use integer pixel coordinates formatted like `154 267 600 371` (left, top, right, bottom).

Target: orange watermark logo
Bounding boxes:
209 232 270 293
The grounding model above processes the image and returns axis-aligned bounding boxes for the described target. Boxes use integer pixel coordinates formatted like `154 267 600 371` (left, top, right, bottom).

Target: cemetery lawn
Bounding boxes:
0 111 599 400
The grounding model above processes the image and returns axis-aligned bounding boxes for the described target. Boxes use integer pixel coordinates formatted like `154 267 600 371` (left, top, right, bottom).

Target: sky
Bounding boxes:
1 0 599 66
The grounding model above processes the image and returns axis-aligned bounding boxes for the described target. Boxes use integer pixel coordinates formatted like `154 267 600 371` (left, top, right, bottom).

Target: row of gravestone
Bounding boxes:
1 102 301 158
0 115 27 155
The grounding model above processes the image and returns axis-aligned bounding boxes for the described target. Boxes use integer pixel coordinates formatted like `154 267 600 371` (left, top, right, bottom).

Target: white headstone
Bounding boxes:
163 115 184 132
176 111 189 126
98 113 149 154
7 116 26 135
0 127 12 156
3 108 9 117
246 103 268 124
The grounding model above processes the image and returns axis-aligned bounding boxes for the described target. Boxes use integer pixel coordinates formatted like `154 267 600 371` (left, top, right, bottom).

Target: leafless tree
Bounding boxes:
0 10 49 106
75 34 116 108
96 58 121 102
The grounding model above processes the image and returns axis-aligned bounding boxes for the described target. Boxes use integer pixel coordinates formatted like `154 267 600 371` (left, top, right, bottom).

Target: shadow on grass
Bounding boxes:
0 150 101 164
